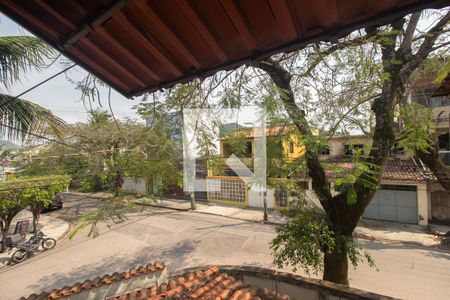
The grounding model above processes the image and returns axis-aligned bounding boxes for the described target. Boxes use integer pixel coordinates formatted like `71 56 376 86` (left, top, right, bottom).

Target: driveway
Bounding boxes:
0 204 449 299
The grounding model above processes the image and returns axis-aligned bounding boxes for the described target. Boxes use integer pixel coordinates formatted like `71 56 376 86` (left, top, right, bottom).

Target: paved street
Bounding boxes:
0 197 449 300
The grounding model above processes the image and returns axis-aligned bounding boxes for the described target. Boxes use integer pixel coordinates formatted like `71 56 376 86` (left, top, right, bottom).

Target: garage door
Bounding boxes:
363 185 418 224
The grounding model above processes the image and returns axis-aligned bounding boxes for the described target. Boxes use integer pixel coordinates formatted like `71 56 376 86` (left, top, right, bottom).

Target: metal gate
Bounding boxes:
363 185 418 224
206 176 248 206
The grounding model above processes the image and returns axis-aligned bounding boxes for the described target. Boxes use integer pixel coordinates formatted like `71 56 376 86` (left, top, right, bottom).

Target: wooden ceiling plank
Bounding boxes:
175 0 227 61
320 0 339 28
63 0 135 49
1 1 59 39
114 12 182 77
135 0 201 69
95 26 162 82
35 0 77 30
80 37 147 88
69 47 130 92
219 0 257 51
268 0 298 40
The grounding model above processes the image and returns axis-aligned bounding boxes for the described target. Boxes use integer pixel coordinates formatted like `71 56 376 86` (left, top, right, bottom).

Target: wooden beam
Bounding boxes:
175 0 227 61
268 0 298 41
135 0 201 69
63 0 135 49
114 12 182 77
80 38 147 88
95 26 162 82
35 0 77 30
69 47 130 93
317 0 339 29
219 0 257 51
0 1 59 39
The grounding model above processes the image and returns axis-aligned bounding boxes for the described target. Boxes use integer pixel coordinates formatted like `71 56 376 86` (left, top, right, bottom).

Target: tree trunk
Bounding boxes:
114 172 124 197
417 143 450 190
32 211 39 233
263 191 268 221
323 252 349 285
0 220 11 253
190 192 197 210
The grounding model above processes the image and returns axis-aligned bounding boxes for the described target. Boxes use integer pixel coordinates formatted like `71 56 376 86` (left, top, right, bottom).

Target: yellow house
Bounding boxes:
219 125 306 160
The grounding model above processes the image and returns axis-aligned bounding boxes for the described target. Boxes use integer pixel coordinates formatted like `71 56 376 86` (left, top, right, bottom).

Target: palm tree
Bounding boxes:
0 36 66 142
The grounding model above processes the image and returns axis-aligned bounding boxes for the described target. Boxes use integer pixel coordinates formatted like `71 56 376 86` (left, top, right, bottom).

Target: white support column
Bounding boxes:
417 183 428 226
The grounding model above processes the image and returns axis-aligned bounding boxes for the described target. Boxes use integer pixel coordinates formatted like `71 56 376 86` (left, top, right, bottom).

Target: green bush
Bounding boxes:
0 175 70 251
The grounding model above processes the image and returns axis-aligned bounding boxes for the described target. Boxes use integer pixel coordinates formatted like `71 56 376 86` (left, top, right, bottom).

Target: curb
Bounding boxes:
354 232 441 248
136 202 191 212
136 201 285 226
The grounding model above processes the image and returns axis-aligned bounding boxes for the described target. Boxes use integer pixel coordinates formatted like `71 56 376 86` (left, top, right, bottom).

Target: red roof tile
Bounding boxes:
325 158 433 182
107 266 290 300
20 262 165 300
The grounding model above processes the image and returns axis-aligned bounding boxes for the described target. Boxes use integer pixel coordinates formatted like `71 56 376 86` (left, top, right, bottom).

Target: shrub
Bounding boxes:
0 175 70 251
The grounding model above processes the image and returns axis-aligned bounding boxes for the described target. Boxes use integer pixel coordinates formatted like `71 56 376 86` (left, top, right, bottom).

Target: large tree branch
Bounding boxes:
417 142 450 190
401 10 450 79
252 58 333 210
399 13 421 53
300 29 396 78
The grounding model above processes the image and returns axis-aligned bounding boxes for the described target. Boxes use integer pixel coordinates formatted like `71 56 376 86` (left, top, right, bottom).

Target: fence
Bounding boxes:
271 178 309 209
206 176 248 206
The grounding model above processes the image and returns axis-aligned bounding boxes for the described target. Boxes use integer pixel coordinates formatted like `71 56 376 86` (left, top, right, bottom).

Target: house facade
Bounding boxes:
408 72 450 223
209 129 435 225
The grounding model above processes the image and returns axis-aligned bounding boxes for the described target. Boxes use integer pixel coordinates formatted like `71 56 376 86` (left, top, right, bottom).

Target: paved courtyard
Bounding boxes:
0 197 448 300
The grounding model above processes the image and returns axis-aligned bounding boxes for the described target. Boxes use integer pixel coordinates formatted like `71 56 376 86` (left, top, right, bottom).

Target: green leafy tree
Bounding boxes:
137 9 449 285
23 175 70 233
0 175 69 252
0 36 67 141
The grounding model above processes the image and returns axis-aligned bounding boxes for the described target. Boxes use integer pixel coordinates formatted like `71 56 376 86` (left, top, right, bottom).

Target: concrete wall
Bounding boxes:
123 177 146 194
213 266 399 300
430 190 450 222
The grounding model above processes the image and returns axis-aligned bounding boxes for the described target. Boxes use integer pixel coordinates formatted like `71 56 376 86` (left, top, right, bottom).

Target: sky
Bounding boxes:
0 13 140 124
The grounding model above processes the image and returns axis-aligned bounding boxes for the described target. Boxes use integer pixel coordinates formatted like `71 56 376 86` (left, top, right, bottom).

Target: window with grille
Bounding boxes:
379 184 417 191
318 145 330 156
344 144 364 156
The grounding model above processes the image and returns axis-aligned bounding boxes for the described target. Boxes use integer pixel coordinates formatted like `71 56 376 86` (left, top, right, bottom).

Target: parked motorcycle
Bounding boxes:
9 231 56 264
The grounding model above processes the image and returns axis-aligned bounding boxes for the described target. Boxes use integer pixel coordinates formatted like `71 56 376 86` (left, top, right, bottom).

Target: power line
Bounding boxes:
0 122 84 151
0 63 77 110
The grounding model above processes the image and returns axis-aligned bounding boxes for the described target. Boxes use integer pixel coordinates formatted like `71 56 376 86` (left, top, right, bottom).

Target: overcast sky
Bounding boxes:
0 13 140 124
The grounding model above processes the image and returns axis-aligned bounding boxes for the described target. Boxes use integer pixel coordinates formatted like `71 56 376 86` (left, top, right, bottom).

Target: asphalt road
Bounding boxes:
0 196 449 300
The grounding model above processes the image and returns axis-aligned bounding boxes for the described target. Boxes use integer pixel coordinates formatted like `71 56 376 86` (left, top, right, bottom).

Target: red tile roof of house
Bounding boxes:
325 158 434 182
21 265 290 300
20 262 165 300
107 266 289 300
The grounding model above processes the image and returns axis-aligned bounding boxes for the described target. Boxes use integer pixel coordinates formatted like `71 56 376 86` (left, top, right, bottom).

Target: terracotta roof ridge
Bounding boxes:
20 262 165 300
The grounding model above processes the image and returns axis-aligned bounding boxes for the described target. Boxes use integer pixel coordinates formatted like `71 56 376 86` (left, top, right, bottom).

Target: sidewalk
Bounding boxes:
0 209 69 269
136 198 446 247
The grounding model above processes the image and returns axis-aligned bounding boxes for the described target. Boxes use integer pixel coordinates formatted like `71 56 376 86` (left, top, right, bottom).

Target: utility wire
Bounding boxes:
0 122 84 151
0 63 77 110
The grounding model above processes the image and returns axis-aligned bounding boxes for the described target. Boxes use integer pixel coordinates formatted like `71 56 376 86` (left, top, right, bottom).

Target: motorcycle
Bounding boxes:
9 231 56 264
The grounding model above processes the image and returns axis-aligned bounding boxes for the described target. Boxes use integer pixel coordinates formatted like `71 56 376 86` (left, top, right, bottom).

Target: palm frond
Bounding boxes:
0 36 55 88
0 93 67 142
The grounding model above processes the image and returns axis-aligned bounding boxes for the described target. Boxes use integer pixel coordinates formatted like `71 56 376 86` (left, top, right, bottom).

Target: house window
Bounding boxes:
318 145 330 156
344 144 364 156
289 141 294 154
430 96 449 108
391 143 405 156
